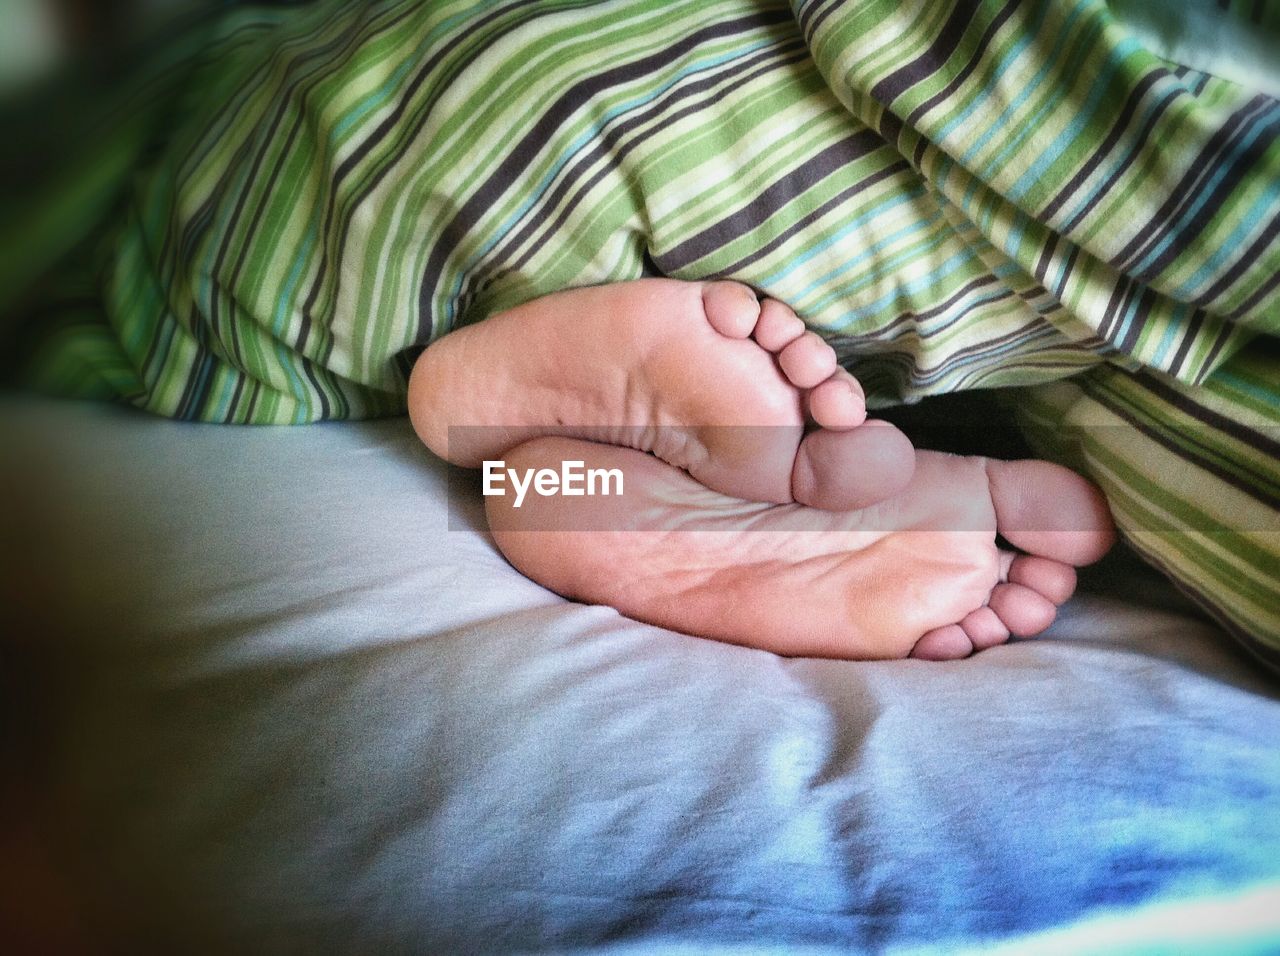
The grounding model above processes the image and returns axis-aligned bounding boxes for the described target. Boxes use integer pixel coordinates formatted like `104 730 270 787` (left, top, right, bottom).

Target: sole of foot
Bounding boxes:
409 278 915 511
484 436 1116 661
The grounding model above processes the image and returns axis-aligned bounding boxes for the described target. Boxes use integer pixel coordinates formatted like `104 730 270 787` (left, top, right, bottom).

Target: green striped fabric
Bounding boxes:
1018 344 1280 668
18 0 1280 659
30 0 1279 419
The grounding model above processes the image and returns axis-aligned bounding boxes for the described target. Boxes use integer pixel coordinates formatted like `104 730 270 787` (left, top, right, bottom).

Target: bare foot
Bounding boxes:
408 279 914 510
484 437 1115 660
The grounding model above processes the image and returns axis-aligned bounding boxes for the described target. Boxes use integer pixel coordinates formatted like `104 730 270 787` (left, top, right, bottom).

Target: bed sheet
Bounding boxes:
4 398 1280 952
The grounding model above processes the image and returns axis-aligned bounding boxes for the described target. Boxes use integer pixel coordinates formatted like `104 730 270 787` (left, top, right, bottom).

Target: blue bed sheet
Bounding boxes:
5 399 1279 952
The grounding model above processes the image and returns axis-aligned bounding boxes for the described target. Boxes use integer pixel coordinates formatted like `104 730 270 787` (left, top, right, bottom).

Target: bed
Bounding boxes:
5 396 1279 951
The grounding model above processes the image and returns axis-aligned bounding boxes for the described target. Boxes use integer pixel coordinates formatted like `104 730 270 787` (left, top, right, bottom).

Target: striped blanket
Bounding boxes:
20 0 1280 664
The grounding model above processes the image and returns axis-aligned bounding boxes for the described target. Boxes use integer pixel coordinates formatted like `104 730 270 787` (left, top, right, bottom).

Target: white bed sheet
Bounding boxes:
4 398 1280 952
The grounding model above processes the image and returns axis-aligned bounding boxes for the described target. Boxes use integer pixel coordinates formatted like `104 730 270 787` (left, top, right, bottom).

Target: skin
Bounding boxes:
409 279 916 512
409 279 1115 660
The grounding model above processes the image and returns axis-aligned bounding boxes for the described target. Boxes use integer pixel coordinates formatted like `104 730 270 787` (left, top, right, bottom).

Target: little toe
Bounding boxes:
701 281 760 339
987 582 1057 637
959 606 1010 650
752 298 806 352
1007 554 1077 604
778 332 838 389
910 624 974 660
808 371 866 430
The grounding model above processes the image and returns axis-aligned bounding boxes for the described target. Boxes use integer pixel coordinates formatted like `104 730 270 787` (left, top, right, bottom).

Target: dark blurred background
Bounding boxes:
1 0 213 355
1 6 213 949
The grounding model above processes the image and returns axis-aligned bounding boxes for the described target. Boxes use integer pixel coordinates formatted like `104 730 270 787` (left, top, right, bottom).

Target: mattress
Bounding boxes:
4 397 1280 952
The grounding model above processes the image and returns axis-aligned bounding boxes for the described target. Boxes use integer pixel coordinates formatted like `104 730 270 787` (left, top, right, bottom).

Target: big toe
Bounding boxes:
792 420 915 511
701 281 761 339
985 458 1116 566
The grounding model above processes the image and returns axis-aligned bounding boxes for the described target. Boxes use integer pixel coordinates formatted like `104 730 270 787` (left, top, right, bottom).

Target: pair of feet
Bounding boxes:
409 279 1114 660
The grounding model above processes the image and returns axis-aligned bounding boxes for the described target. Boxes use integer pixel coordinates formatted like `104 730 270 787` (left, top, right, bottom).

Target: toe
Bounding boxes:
910 624 974 660
752 299 806 352
808 371 866 429
701 282 760 339
1007 554 1077 604
985 459 1116 566
959 606 1010 650
792 420 915 510
778 332 838 389
987 582 1057 637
